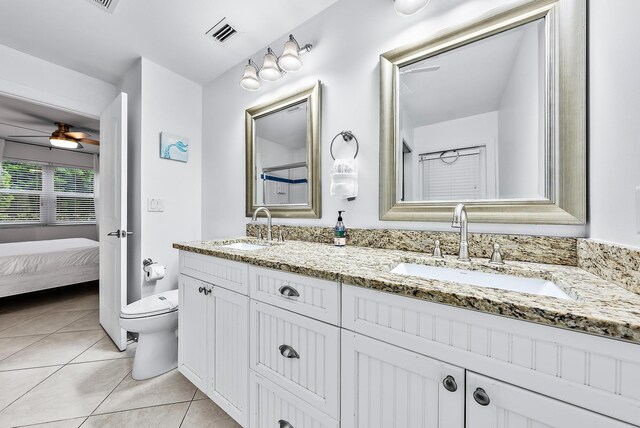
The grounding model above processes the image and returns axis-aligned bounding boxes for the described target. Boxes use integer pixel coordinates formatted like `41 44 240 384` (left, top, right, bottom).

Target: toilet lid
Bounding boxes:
121 289 179 319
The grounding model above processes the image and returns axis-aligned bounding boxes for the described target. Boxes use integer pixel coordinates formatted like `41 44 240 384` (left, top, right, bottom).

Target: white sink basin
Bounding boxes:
391 263 571 300
217 242 268 251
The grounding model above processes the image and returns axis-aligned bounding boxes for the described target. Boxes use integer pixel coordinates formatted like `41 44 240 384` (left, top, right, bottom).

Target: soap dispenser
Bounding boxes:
334 211 347 247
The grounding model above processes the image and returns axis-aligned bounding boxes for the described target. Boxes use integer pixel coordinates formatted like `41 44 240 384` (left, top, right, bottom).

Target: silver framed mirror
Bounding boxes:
246 81 322 218
380 0 586 224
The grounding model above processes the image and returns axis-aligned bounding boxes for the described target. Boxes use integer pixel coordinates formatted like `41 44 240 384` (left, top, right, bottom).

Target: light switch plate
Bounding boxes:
147 198 165 212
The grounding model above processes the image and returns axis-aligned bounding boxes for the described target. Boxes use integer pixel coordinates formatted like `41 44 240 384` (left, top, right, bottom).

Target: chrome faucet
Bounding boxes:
252 207 272 241
451 203 470 261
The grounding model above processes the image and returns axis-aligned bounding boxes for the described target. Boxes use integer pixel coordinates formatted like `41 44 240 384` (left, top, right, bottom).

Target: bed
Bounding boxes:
0 238 99 298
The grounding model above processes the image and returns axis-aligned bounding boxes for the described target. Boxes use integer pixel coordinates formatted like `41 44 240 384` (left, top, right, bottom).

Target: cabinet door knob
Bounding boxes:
279 344 300 359
278 420 294 428
473 387 491 406
204 288 211 296
198 287 205 294
279 285 300 297
443 375 457 392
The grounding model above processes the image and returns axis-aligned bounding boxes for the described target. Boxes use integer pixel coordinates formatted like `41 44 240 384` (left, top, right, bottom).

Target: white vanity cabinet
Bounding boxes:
178 250 640 428
466 372 635 428
341 331 465 428
178 252 249 427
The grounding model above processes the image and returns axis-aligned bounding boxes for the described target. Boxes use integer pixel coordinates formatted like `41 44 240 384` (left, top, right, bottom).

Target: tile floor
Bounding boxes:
0 284 240 428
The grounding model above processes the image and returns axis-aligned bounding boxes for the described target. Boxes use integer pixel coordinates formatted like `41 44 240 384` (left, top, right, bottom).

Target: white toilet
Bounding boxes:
119 289 179 380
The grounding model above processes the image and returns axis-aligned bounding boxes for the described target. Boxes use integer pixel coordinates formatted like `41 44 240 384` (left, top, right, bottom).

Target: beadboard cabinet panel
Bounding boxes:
250 372 339 428
249 266 341 324
180 251 249 295
466 372 635 428
178 274 209 392
341 331 465 428
342 284 640 426
250 300 340 419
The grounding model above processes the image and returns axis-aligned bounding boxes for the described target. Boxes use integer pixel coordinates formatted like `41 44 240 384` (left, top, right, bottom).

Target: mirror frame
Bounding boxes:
379 0 586 224
246 81 322 218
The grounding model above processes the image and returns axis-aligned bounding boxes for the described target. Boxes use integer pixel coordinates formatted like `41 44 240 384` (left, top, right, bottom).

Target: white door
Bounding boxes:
178 274 209 392
341 331 465 428
99 92 128 351
210 286 249 427
466 372 635 428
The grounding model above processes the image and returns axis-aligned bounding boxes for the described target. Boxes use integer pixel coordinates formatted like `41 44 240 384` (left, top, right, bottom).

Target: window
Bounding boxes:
0 159 95 226
420 146 486 201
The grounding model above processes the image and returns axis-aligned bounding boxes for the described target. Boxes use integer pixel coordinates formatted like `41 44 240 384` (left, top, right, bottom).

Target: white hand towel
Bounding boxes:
330 158 358 199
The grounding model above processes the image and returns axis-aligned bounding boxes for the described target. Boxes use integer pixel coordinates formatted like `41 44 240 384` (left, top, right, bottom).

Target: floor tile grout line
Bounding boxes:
179 399 195 428
0 363 66 414
89 399 195 419
0 332 54 363
87 367 134 417
17 416 88 428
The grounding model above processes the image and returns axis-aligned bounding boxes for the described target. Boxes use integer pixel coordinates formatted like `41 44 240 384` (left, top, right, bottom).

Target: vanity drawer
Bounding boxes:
249 266 340 325
250 371 339 428
250 300 340 419
179 251 249 295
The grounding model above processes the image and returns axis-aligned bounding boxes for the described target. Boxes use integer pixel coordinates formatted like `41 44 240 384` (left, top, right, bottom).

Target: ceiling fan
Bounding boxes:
9 122 99 149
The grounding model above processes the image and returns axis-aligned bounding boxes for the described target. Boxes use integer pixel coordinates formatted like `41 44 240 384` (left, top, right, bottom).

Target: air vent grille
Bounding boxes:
206 18 238 45
87 0 121 13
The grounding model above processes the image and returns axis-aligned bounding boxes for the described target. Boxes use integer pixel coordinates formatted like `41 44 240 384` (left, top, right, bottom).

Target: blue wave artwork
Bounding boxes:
160 132 189 162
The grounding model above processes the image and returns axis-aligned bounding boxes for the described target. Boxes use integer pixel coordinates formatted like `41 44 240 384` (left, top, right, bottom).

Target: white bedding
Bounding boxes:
0 238 99 276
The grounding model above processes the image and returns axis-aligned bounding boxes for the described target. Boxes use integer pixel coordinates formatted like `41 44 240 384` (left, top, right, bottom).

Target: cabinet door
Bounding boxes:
178 274 208 392
342 331 464 428
209 286 249 427
466 372 635 428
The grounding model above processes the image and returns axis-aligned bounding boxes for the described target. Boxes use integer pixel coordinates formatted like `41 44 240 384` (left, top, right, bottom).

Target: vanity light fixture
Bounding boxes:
278 35 312 72
394 0 431 16
258 48 284 82
240 34 313 91
240 60 261 91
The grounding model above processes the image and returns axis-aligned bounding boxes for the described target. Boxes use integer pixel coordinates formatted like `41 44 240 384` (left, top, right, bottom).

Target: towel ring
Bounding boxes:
439 150 460 164
330 131 359 160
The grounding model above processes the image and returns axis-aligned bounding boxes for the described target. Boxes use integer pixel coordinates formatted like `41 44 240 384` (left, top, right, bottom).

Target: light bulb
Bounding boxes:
259 49 283 82
50 138 80 149
240 61 261 91
278 39 303 72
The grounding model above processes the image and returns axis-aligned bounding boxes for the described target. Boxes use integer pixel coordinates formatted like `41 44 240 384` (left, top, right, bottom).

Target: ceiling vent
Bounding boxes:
87 0 121 13
205 18 238 45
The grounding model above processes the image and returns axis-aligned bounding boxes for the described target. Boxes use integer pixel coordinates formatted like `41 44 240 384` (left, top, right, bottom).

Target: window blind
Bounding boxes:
420 147 483 201
0 159 95 226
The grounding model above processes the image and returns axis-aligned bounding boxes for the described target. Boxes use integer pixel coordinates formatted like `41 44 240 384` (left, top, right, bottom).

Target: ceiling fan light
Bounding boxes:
278 38 303 72
394 0 431 16
259 48 283 82
240 61 261 91
50 137 81 149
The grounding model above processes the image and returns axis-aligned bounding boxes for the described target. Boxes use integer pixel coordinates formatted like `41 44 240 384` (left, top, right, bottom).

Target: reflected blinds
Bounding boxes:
420 147 482 200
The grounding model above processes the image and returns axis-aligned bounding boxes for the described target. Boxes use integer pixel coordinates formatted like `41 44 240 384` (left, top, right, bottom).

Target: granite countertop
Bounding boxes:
174 238 640 343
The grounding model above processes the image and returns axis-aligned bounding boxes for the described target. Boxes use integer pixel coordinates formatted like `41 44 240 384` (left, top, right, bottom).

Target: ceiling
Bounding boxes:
0 94 100 154
256 103 307 149
400 19 543 127
0 0 337 85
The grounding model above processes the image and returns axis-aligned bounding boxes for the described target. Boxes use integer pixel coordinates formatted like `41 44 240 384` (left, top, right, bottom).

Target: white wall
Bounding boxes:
201 0 585 239
497 22 543 199
0 44 116 119
589 0 640 249
0 141 98 244
120 58 202 300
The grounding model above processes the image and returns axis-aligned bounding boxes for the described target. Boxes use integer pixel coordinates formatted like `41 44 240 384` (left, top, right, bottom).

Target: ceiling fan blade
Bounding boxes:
65 131 92 139
79 138 100 146
7 135 51 138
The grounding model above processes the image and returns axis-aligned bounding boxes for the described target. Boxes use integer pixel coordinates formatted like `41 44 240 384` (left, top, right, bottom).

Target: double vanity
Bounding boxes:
174 235 640 428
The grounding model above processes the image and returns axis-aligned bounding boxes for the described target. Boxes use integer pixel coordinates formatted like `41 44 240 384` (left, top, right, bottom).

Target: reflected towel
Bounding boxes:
330 158 358 199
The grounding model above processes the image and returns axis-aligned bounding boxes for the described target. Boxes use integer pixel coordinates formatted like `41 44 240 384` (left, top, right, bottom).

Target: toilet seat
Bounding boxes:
121 289 179 319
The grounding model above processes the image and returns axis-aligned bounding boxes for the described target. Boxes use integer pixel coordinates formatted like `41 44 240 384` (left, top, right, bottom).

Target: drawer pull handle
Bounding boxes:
279 344 300 359
279 420 294 428
443 375 457 392
473 388 491 406
279 285 300 298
